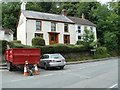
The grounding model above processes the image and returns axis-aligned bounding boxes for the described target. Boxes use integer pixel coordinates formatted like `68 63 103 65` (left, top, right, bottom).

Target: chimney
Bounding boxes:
21 0 27 11
82 13 85 19
61 9 67 16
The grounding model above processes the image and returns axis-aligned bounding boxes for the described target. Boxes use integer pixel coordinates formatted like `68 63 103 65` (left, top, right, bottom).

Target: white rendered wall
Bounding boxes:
17 13 26 45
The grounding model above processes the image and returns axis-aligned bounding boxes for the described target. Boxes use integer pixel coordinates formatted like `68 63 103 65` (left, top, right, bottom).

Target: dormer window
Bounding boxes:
51 22 56 31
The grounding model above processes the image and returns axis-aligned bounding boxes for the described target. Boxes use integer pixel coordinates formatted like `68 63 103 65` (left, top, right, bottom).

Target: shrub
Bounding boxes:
32 37 45 46
93 47 110 59
10 40 21 44
0 40 8 54
76 40 84 45
96 47 107 55
35 44 89 54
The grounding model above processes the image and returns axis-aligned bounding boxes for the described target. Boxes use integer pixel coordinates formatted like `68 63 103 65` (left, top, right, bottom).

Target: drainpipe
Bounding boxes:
26 19 27 45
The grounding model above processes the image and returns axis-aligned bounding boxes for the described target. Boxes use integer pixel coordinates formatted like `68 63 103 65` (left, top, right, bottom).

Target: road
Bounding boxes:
1 58 118 88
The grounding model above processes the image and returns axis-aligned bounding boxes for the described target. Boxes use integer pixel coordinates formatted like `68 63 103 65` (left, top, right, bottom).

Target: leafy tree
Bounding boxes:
103 31 118 51
2 2 21 39
58 2 77 16
81 28 96 49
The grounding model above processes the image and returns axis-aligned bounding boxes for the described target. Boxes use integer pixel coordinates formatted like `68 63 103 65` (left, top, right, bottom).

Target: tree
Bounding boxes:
2 2 21 39
58 2 77 16
103 31 118 51
82 28 96 49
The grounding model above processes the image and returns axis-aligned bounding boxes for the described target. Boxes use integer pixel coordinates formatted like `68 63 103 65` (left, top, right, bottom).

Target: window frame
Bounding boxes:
36 20 42 31
78 26 81 33
64 23 68 32
51 22 56 31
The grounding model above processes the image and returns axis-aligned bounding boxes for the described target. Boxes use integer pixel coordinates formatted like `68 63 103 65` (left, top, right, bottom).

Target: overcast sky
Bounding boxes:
0 0 118 4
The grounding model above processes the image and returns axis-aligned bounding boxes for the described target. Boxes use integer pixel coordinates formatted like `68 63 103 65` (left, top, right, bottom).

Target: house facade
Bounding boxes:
17 10 76 45
17 3 97 46
0 29 14 42
68 16 97 42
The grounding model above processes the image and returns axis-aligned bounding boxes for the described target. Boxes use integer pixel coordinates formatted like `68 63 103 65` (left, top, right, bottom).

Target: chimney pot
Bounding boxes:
82 13 85 19
61 9 67 16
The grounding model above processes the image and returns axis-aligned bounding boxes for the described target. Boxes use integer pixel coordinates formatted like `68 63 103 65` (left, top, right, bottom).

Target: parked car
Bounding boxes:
39 53 66 70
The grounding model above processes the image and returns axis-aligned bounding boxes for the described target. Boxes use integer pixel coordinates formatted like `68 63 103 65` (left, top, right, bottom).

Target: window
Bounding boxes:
78 36 81 40
90 27 93 32
51 22 56 31
78 26 81 33
35 33 43 38
64 35 70 44
64 23 68 32
44 55 49 59
36 20 41 31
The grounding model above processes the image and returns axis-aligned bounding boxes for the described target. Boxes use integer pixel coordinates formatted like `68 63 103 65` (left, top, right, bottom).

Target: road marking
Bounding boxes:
109 83 118 88
42 74 53 77
0 70 8 72
78 67 85 69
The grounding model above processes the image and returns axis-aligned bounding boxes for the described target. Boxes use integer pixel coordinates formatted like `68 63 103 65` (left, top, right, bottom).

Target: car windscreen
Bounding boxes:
50 54 64 59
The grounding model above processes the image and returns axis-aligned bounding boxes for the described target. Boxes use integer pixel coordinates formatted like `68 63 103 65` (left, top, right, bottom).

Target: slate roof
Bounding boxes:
68 16 96 27
22 10 74 24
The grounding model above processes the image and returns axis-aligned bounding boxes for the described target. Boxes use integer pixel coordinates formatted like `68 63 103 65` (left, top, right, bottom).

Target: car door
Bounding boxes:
40 55 50 67
40 55 45 67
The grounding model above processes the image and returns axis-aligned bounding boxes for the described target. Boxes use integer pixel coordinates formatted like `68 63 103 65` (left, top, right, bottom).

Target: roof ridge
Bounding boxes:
22 10 64 17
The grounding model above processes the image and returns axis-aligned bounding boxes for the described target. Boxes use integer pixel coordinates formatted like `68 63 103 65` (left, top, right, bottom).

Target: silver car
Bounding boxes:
39 53 66 70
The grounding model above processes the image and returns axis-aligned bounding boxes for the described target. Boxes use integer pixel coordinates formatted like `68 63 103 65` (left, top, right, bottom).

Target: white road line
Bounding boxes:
42 74 53 77
78 67 85 69
0 70 8 72
109 83 118 88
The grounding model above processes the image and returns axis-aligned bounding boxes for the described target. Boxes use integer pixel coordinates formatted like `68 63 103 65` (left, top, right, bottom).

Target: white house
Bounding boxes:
68 16 97 42
17 2 97 46
0 29 14 42
17 10 76 45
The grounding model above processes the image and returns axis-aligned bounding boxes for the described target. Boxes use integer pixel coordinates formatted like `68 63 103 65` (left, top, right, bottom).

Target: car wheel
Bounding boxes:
60 66 64 69
44 63 48 70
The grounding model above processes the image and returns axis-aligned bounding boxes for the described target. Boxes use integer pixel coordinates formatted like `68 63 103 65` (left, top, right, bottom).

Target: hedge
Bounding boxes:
35 44 89 54
0 40 8 54
92 47 110 59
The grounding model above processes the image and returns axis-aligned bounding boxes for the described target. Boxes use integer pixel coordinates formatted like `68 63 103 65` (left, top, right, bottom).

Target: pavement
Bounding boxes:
1 58 118 88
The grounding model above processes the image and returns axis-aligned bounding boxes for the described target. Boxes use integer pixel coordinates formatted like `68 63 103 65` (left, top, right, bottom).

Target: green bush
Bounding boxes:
93 47 110 59
9 42 33 48
0 40 8 54
35 44 89 54
32 37 45 46
10 40 21 44
96 47 107 55
76 40 84 45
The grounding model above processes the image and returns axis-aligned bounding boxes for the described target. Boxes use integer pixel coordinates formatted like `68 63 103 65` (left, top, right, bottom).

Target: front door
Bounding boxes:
49 33 59 45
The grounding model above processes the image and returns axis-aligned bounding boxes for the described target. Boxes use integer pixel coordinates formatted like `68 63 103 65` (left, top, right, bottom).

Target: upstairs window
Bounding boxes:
51 22 56 31
36 20 41 31
64 23 68 32
78 26 81 33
